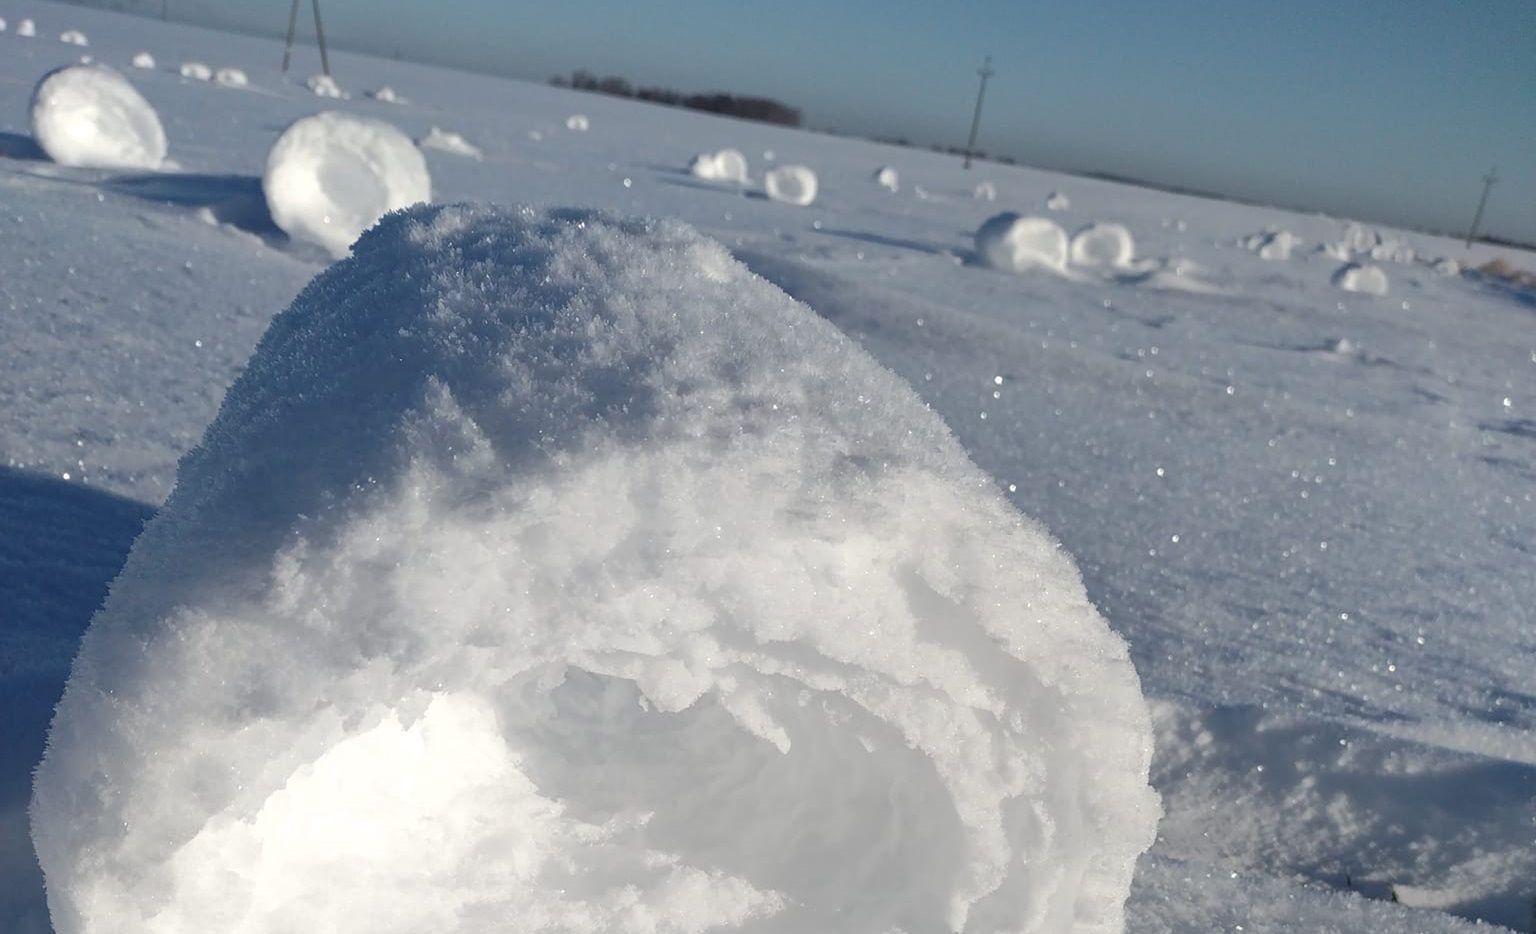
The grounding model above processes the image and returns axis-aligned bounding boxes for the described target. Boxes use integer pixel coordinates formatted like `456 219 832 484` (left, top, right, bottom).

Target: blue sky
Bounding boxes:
163 0 1534 241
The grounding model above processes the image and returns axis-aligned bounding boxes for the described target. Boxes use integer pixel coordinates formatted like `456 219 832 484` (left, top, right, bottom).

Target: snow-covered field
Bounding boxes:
2 2 1533 931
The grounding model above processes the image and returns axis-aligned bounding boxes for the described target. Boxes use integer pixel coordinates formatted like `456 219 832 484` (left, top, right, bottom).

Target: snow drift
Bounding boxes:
688 148 749 184
976 213 1069 273
263 111 431 258
32 204 1159 934
29 64 167 170
764 164 818 206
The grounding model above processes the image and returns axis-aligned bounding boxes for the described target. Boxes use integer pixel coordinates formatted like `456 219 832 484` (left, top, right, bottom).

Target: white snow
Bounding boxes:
973 180 997 201
1432 257 1460 276
262 111 431 258
688 147 749 184
213 66 248 88
32 204 1159 934
565 113 589 131
129 50 155 69
976 213 1070 273
1243 228 1300 261
308 72 343 98
1046 191 1070 211
874 165 899 192
2 8 1533 933
368 86 404 104
18 17 37 37
28 64 167 170
178 61 211 80
1333 262 1389 295
417 125 483 160
764 164 818 205
58 29 87 46
0 17 6 32
1341 222 1380 254
1069 222 1136 269
1370 239 1415 264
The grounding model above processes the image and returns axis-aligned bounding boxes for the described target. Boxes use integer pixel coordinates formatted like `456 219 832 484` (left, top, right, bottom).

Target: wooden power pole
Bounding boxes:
281 0 331 77
1464 166 1499 249
962 56 994 170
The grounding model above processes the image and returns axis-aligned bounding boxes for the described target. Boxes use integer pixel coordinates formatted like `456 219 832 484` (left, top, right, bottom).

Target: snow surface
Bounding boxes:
764 163 817 205
2 3 1534 931
213 66 247 88
28 64 166 169
1069 223 1136 269
1333 262 1389 295
177 60 209 80
33 204 1160 934
689 147 749 184
262 110 431 257
976 213 1070 273
416 125 482 160
874 164 899 192
128 50 153 69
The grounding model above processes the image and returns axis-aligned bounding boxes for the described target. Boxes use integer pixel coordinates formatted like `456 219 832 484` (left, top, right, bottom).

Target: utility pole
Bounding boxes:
281 0 331 77
962 56 994 170
1464 166 1499 248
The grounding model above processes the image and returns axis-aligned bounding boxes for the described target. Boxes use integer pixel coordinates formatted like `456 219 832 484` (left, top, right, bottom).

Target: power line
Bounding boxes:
1465 166 1499 249
962 56 994 170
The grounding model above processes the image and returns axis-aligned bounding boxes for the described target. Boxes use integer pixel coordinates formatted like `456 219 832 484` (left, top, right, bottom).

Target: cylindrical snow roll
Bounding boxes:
765 164 818 206
32 206 1159 934
975 213 1069 273
262 110 431 258
29 64 167 170
1069 223 1135 269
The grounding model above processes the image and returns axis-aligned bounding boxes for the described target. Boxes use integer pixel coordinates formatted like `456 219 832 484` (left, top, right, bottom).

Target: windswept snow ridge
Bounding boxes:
976 213 1069 273
764 164 818 205
263 111 430 257
32 205 1159 934
689 147 749 184
29 64 167 170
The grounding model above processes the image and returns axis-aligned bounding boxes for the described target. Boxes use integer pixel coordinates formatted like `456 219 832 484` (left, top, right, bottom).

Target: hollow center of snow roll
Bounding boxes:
31 204 1159 934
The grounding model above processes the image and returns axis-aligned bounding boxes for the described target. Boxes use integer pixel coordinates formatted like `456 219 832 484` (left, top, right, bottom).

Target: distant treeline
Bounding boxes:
551 70 801 127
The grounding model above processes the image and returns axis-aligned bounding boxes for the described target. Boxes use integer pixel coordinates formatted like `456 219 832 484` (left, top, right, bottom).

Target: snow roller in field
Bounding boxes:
33 204 1159 934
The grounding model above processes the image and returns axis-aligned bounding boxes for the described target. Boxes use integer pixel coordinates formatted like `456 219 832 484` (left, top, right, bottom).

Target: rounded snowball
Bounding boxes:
565 113 589 131
308 73 343 98
764 164 818 206
32 205 1158 934
29 64 167 170
59 29 89 46
1045 191 1070 211
179 61 211 80
1333 263 1389 296
18 18 38 37
262 111 431 258
1069 223 1136 269
873 165 899 192
130 51 156 69
973 181 997 202
975 213 1069 273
